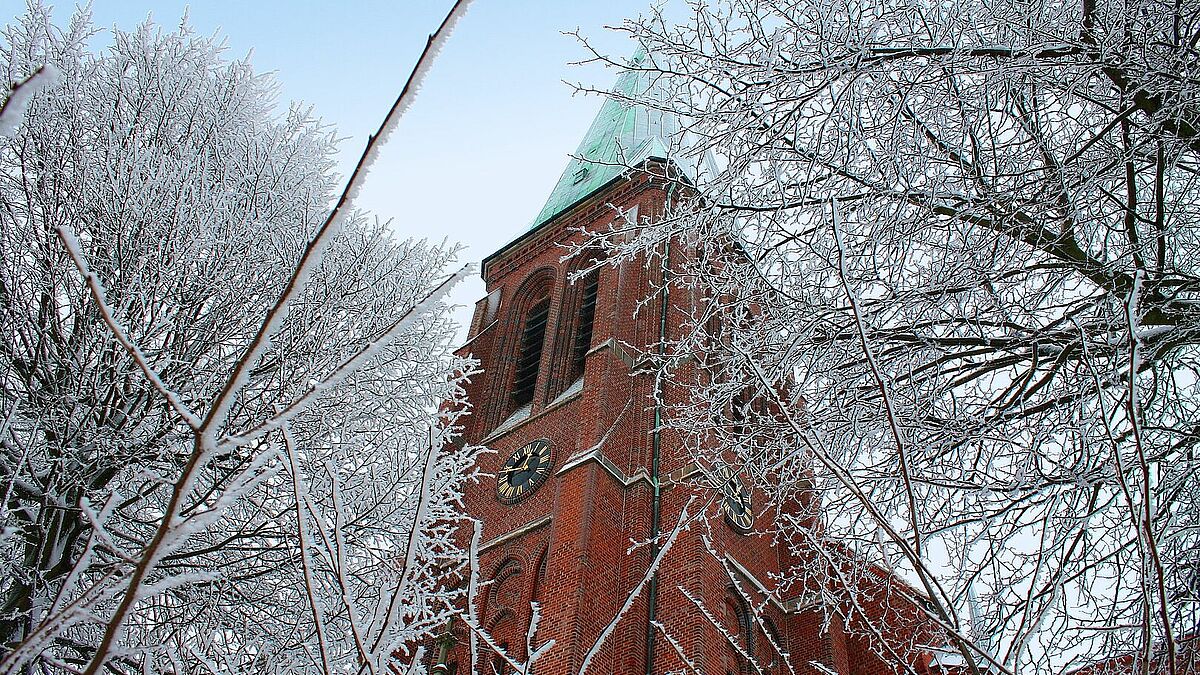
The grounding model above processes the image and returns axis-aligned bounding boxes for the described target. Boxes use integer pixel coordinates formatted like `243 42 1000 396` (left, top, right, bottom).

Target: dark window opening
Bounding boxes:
568 272 599 383
731 389 749 435
512 296 550 408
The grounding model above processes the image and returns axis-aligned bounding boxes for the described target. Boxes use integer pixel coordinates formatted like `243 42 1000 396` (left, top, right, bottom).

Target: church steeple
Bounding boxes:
449 39 942 675
453 44 847 675
529 48 679 230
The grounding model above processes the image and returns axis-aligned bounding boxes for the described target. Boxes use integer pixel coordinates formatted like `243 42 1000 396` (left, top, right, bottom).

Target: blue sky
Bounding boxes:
2 0 675 325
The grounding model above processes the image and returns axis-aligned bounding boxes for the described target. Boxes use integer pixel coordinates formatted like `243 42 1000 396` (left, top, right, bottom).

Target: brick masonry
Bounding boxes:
441 167 947 675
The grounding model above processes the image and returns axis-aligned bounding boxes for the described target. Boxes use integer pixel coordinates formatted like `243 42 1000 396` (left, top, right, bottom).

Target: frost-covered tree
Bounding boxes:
585 0 1200 671
0 2 479 673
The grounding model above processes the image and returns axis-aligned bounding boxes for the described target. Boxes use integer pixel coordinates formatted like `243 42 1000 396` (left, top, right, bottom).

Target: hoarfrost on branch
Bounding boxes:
584 0 1200 671
0 1 483 673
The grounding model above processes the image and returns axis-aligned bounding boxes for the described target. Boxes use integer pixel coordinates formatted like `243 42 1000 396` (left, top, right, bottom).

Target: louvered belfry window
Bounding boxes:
511 295 550 408
568 272 599 382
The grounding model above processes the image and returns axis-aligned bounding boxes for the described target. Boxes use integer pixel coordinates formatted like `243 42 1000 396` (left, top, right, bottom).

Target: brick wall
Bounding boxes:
438 167 945 675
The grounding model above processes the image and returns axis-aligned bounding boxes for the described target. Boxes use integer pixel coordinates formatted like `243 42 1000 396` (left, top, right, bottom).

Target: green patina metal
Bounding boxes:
483 50 703 277
527 48 678 230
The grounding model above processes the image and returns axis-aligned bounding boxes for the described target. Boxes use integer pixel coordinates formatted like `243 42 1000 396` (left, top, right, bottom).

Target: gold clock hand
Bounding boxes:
501 451 534 476
521 448 538 470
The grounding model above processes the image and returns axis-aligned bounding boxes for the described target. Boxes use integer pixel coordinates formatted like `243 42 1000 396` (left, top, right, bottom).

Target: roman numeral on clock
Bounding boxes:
495 438 554 504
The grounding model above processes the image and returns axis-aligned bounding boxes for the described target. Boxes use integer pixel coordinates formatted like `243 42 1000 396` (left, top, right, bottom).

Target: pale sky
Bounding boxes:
2 0 677 330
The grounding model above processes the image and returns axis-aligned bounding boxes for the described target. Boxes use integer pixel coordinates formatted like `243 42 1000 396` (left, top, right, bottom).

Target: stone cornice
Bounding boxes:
479 515 553 553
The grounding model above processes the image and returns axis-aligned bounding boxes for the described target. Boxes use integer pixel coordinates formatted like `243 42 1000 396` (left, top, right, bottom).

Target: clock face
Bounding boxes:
497 438 554 504
713 464 754 533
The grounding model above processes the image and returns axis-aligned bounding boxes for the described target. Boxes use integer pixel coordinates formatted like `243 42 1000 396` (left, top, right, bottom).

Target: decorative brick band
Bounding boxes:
556 446 653 488
479 515 553 553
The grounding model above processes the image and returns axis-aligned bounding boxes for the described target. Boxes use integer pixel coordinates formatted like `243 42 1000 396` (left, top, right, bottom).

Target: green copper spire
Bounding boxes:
528 48 679 230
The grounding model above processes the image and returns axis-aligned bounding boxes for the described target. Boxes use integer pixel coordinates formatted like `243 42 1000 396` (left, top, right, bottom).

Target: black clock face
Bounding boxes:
497 438 554 504
713 464 754 533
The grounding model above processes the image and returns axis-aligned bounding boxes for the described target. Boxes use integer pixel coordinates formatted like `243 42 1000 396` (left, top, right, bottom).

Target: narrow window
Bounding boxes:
731 389 748 435
567 272 599 383
512 295 550 408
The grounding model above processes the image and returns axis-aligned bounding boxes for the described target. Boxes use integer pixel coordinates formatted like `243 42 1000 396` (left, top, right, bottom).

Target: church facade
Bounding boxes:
438 55 949 675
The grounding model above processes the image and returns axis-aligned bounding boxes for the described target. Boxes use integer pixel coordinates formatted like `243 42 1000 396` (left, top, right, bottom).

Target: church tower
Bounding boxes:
442 52 945 675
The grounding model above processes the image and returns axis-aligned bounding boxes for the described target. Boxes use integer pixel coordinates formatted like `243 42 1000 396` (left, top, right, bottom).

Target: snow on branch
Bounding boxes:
56 225 203 430
0 1 487 672
200 0 475 447
577 496 698 675
216 263 474 451
0 64 59 138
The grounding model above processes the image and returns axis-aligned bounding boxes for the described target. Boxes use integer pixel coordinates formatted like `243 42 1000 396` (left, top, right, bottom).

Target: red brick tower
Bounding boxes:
440 52 946 675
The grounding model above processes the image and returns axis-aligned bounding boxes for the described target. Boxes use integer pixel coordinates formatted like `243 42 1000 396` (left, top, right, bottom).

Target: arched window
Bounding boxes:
483 555 537 675
511 292 550 409
489 557 524 611
566 270 599 384
495 271 554 427
731 386 751 435
547 260 602 401
724 591 754 675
